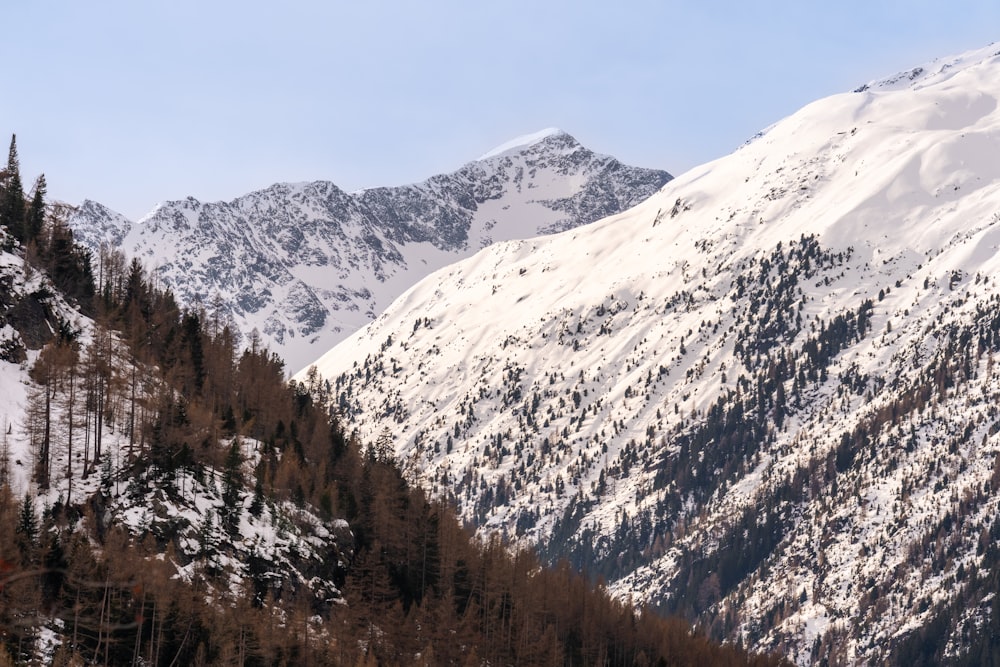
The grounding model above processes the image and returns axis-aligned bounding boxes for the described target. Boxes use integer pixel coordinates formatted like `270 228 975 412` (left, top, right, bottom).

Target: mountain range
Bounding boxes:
0 148 760 666
67 129 671 373
302 43 1000 664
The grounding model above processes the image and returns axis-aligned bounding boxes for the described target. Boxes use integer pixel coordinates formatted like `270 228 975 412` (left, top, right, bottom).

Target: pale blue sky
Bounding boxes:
3 2 998 220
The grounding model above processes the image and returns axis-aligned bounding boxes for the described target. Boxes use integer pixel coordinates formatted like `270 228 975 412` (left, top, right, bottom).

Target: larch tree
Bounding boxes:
58 341 83 504
83 323 115 476
26 341 79 490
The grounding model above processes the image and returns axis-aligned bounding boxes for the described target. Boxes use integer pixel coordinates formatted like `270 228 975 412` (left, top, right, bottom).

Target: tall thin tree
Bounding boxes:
24 173 45 246
0 134 25 244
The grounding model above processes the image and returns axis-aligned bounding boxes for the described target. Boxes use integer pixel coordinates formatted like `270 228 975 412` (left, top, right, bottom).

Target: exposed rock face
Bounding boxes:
0 245 79 363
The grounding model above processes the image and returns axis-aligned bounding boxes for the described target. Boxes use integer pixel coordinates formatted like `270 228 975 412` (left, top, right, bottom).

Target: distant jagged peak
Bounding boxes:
106 131 605 228
476 127 577 161
245 179 345 200
69 199 134 247
76 198 130 219
72 198 130 228
134 180 351 224
69 129 670 372
855 41 1000 93
134 196 201 224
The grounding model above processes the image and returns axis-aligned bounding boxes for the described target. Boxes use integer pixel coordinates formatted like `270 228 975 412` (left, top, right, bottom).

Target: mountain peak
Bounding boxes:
71 198 134 247
476 128 572 161
68 132 670 373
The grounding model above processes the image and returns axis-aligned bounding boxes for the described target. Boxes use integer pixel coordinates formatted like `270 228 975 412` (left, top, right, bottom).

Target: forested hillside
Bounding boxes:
0 136 781 665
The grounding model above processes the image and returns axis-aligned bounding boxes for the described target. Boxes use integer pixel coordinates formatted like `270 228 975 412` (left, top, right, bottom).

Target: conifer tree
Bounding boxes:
24 173 45 245
0 134 25 244
221 440 243 536
14 493 37 560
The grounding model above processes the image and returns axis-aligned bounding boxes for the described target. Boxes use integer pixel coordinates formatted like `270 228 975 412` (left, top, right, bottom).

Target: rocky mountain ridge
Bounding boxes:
67 131 671 373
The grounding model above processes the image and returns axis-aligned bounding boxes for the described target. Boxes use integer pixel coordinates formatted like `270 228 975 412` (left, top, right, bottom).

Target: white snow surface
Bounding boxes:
302 43 1000 663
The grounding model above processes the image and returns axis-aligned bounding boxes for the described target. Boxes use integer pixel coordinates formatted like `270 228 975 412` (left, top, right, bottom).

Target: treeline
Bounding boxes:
0 135 93 306
0 139 787 664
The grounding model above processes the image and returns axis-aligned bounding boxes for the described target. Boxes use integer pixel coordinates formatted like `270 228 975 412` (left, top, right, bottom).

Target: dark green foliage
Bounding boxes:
145 396 184 481
40 530 65 610
0 134 25 245
0 138 97 308
181 312 205 392
249 474 265 518
15 493 37 558
100 454 113 495
220 403 237 434
24 173 45 244
221 440 243 535
40 219 95 309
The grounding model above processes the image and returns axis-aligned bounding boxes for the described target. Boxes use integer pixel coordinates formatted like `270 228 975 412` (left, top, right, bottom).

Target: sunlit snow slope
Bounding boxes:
68 131 670 373
305 44 1000 664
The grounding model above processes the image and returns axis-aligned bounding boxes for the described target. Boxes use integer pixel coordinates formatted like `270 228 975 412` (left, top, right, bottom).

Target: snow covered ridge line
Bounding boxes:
67 129 671 374
854 41 1000 92
476 127 566 160
304 43 1000 664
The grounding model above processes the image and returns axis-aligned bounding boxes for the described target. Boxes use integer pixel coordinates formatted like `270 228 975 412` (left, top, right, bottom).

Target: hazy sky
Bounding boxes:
3 2 998 220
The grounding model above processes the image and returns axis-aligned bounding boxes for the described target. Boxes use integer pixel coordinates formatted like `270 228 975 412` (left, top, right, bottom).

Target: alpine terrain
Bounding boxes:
68 130 671 373
0 140 773 664
305 43 1000 664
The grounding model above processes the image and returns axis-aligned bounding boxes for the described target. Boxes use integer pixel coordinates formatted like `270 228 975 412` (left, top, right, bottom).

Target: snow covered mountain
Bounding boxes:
304 44 1000 664
67 130 671 373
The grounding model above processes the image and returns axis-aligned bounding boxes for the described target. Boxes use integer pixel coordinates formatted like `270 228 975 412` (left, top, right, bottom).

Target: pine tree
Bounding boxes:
249 473 265 519
24 173 45 245
14 493 37 560
100 454 113 495
197 511 218 571
0 134 25 244
221 440 243 536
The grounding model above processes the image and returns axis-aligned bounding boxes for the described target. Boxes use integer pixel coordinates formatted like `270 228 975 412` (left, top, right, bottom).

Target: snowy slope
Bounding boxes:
304 44 1000 663
0 239 351 624
67 131 670 373
0 240 92 495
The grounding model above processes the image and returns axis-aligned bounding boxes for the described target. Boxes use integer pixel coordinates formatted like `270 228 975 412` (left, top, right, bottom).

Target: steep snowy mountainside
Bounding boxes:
67 130 671 373
66 199 132 249
305 43 1000 664
856 43 998 92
